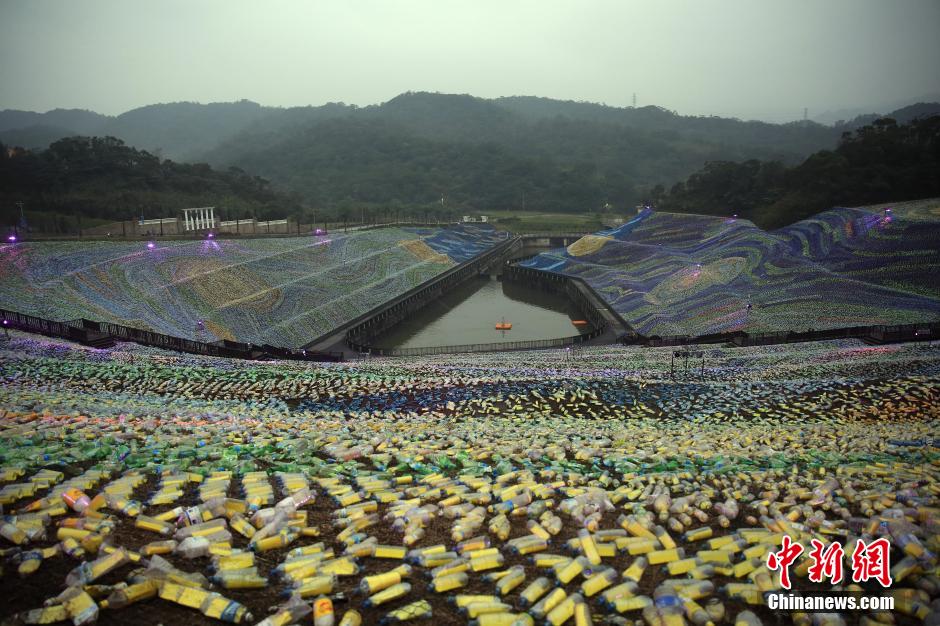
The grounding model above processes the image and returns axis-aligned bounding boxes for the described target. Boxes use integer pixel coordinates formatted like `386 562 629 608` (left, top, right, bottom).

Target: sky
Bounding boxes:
1 0 939 122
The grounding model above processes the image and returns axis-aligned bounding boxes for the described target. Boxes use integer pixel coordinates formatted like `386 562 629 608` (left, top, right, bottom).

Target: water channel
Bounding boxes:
374 275 591 350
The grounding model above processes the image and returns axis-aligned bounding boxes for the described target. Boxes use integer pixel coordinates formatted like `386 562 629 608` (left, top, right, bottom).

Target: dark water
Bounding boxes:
375 277 591 349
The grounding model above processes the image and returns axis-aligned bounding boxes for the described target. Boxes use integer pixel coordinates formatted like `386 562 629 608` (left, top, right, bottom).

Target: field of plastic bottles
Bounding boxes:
0 330 938 625
521 200 940 337
0 225 505 348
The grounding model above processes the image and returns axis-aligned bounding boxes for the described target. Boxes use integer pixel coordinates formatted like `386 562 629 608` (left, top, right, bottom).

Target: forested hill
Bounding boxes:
0 136 299 230
655 115 940 228
2 93 938 214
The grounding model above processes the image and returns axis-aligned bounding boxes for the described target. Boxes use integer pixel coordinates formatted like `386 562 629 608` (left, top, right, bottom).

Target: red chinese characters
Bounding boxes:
851 537 893 587
766 535 804 590
808 539 845 584
767 536 892 589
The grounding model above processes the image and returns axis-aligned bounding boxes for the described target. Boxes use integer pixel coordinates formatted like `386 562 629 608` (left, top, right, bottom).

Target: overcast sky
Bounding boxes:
1 0 938 122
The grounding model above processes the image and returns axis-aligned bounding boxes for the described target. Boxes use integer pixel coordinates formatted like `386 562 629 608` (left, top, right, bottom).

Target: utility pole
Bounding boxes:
632 93 636 108
803 107 808 122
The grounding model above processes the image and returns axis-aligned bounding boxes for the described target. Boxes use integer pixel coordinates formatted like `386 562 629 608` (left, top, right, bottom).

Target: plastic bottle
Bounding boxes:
135 515 175 536
62 488 92 513
15 606 69 624
488 514 511 541
471 552 505 572
60 587 98 626
643 584 685 626
175 536 211 559
530 587 567 620
613 595 653 614
65 547 130 586
545 592 581 626
159 581 252 623
599 581 639 609
735 611 763 626
100 579 160 609
623 556 648 583
380 599 432 624
519 576 553 608
469 614 534 626
581 568 618 597
212 570 268 589
578 529 602 565
364 582 411 608
141 540 177 556
359 567 408 595
313 595 335 626
681 597 713 626
554 557 585 584
495 565 526 595
337 609 362 626
0 522 26 545
254 599 312 626
573 599 592 626
228 512 256 539
649 547 685 565
704 599 725 623
17 550 43 576
433 572 469 593
290 575 336 599
461 601 513 619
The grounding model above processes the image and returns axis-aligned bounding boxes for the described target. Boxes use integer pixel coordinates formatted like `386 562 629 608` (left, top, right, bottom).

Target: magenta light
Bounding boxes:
147 242 155 249
2 320 8 325
7 235 15 242
207 232 214 238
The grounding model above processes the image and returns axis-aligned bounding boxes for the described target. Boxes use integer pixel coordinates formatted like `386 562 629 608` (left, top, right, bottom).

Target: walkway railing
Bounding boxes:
0 309 343 362
633 322 938 348
348 327 604 357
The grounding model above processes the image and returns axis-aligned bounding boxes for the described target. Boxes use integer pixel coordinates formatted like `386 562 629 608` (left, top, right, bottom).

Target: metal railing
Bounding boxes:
0 309 343 362
348 326 604 357
636 322 939 348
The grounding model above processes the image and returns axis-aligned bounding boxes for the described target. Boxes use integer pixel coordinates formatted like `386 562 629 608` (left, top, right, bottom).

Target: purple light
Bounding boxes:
314 229 324 235
2 320 8 325
207 232 214 239
7 235 15 242
147 242 155 249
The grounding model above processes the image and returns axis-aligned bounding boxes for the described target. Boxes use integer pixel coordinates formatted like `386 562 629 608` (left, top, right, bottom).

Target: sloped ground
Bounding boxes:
0 225 505 348
521 201 940 337
0 333 937 625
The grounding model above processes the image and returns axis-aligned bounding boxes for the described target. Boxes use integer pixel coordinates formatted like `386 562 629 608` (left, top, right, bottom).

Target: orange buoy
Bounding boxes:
495 317 512 330
571 320 588 326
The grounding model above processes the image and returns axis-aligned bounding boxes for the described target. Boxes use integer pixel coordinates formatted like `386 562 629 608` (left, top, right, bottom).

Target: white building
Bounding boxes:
182 207 217 231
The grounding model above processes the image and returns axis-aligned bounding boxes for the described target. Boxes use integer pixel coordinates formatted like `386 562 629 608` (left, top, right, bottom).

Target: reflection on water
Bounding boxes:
375 277 590 349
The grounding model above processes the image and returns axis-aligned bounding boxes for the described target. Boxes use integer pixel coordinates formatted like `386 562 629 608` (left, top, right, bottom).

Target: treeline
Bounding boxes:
654 115 940 228
0 136 301 231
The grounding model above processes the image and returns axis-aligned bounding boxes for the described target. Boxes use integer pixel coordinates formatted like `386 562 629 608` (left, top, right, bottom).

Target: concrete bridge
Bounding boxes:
519 232 588 247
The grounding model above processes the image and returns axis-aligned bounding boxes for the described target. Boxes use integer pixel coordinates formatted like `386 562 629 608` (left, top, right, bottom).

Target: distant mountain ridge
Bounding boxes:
2 93 938 212
4 93 936 159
